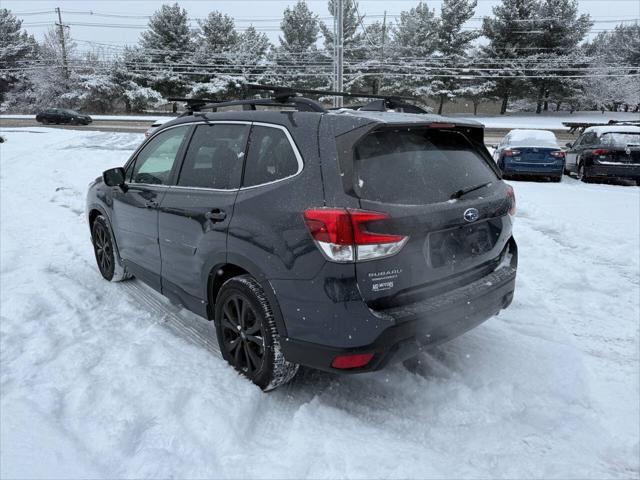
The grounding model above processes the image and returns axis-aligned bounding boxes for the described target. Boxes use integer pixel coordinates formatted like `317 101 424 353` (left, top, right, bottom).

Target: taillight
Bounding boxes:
303 208 409 262
331 353 374 369
550 150 565 158
503 149 521 157
506 185 516 216
591 149 610 156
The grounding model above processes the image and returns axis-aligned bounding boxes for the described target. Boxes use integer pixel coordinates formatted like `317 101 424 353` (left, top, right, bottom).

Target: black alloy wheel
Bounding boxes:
214 275 299 390
220 293 265 376
92 220 114 280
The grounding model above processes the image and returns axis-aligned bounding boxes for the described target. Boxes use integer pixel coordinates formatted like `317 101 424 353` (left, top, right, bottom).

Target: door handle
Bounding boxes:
205 209 227 222
145 200 158 209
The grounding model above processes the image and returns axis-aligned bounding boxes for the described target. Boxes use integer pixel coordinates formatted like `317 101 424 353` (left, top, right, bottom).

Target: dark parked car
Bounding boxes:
565 125 640 183
36 108 92 125
86 92 518 390
493 129 565 182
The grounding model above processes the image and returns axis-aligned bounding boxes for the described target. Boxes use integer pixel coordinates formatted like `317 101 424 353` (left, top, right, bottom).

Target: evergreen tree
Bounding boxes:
482 0 540 114
235 26 271 77
279 1 320 53
432 0 479 113
273 1 328 89
394 2 440 58
320 0 365 61
140 3 193 63
527 0 591 113
196 12 238 54
0 8 38 102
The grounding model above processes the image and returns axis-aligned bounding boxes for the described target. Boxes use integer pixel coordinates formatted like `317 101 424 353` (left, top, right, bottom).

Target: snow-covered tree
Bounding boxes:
279 1 320 53
432 0 479 113
482 0 540 114
320 0 365 61
0 8 38 102
196 12 238 55
235 26 271 78
271 1 328 89
140 3 193 63
527 0 591 113
394 2 440 58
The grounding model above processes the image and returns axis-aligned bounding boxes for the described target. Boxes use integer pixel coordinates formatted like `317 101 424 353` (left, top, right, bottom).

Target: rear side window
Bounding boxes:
354 128 498 205
243 126 300 187
178 124 249 189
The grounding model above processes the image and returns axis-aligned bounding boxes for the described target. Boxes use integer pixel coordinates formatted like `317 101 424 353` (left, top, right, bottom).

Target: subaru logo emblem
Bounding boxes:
463 208 479 223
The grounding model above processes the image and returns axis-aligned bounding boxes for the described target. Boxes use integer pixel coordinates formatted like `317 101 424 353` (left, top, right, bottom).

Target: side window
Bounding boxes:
177 123 249 189
243 126 301 187
130 126 190 185
580 132 597 147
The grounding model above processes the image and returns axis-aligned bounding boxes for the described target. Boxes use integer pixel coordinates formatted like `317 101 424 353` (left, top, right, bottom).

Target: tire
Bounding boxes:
578 163 590 183
553 174 562 183
91 215 131 282
214 275 299 391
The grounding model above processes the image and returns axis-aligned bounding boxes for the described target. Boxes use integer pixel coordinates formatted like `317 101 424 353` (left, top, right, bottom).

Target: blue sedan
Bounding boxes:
493 129 565 182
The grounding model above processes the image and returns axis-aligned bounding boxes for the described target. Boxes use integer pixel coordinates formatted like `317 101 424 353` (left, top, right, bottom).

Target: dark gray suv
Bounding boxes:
86 91 517 390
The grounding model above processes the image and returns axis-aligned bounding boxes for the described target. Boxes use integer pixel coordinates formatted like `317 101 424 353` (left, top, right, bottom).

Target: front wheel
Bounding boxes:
214 275 298 391
91 215 131 282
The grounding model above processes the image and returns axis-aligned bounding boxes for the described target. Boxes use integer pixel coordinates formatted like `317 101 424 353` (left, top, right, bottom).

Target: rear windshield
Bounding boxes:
353 128 498 205
600 132 640 146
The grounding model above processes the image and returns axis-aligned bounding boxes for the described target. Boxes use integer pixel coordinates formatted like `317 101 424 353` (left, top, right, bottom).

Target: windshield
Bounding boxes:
353 128 498 205
600 132 640 146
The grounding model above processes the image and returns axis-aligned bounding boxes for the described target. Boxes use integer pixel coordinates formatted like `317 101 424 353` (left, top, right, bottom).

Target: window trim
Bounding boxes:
122 120 304 191
240 122 304 190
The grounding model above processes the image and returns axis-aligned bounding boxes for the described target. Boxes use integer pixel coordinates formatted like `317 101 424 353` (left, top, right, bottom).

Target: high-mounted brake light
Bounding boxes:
331 353 374 369
503 149 521 157
428 123 456 129
592 149 610 156
303 208 408 262
506 185 516 216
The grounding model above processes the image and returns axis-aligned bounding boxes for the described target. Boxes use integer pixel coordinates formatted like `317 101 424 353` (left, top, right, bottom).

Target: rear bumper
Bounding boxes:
588 163 640 180
280 241 518 373
501 164 563 177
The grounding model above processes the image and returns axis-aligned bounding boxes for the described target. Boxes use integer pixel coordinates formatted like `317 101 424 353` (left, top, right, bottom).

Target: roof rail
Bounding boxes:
168 85 427 116
248 84 426 113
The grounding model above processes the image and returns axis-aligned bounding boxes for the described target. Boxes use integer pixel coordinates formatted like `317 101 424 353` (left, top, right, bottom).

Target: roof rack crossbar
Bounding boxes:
247 84 415 102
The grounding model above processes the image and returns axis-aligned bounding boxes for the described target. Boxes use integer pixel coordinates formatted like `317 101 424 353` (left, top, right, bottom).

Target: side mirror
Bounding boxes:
565 142 573 148
103 167 126 187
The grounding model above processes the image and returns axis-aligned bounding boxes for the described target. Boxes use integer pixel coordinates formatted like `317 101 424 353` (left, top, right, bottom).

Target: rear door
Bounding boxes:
343 126 513 306
158 122 250 305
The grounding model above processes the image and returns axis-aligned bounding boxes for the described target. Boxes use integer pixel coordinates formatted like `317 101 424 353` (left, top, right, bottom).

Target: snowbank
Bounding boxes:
1 127 638 478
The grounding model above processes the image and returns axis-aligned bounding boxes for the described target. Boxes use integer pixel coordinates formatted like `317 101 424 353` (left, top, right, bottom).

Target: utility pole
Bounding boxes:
335 0 344 108
55 7 69 80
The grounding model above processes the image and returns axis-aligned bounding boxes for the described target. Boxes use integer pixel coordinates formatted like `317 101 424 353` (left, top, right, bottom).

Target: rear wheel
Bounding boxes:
578 163 590 183
214 275 298 391
91 215 131 282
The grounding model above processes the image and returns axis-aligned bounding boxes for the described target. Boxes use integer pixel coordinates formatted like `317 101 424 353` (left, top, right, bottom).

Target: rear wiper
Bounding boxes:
450 182 493 200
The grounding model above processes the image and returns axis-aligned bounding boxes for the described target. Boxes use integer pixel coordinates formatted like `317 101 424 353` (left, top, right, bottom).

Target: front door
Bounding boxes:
110 125 191 291
158 122 250 309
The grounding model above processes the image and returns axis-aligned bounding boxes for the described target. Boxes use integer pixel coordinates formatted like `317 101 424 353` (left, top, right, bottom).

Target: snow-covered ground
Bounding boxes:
1 127 639 479
0 114 176 122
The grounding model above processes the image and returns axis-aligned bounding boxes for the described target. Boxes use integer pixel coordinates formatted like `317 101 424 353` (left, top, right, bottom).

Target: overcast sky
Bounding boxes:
6 0 640 51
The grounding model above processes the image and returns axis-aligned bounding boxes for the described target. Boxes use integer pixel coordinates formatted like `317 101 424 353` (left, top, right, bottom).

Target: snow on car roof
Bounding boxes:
333 109 483 128
584 125 640 135
505 129 558 147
